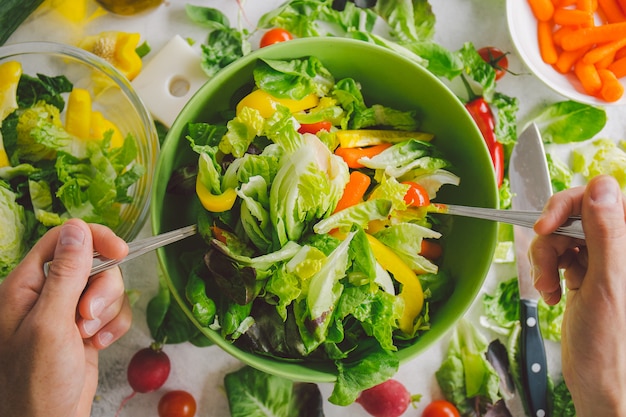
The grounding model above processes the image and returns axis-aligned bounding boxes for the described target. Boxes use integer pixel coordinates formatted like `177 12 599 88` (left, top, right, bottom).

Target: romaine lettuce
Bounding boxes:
0 183 29 278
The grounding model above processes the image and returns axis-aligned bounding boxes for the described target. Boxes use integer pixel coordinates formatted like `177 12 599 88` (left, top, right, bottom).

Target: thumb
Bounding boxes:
37 219 94 320
583 175 626 285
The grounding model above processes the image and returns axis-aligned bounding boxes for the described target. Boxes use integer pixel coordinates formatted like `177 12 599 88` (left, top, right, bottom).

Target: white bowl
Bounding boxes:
506 0 626 106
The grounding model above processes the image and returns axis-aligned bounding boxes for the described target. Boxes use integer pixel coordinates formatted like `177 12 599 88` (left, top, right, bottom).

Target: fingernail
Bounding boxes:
90 297 106 318
591 176 619 205
83 318 101 336
60 223 86 247
98 331 114 347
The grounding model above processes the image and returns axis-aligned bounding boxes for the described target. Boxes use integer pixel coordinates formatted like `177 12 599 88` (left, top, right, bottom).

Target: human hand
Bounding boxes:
0 219 132 417
530 175 626 417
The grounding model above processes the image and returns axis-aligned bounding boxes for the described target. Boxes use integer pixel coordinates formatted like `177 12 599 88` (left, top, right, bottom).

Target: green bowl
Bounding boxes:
151 37 498 382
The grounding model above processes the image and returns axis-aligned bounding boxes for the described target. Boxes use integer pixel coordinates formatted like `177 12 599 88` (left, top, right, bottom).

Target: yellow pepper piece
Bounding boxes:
90 111 124 147
65 88 92 139
196 177 237 213
0 61 23 168
114 32 142 80
79 31 142 80
366 233 424 335
51 0 86 22
337 129 434 148
236 89 319 119
0 61 22 122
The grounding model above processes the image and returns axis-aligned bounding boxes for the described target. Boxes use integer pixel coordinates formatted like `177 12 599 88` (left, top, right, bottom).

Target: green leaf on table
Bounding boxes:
532 100 606 144
224 365 325 417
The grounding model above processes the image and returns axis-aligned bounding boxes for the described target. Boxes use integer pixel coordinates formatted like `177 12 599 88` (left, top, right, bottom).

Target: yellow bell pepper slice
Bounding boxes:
0 61 22 122
90 111 124 147
79 31 142 80
366 233 424 335
337 129 434 148
65 88 92 139
236 89 319 119
0 61 22 168
196 177 237 213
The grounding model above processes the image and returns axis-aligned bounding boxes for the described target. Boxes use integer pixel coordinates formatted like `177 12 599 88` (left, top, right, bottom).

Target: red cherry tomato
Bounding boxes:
260 28 293 48
298 120 333 134
477 46 509 81
402 181 430 207
422 400 461 417
158 390 197 417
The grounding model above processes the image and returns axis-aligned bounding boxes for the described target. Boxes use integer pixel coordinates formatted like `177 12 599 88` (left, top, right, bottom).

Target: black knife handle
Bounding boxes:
520 299 549 417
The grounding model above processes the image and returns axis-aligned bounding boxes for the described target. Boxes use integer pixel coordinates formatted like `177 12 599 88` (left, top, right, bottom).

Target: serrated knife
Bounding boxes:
509 122 550 417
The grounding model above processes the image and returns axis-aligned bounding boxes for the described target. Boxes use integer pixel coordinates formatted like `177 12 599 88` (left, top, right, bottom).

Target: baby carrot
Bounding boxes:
552 25 579 48
574 60 603 94
538 20 559 64
553 8 594 26
598 0 626 22
334 143 392 169
554 46 591 73
608 55 626 77
615 45 626 59
528 0 555 21
577 0 596 11
333 171 371 213
583 37 626 63
561 21 626 50
598 68 625 101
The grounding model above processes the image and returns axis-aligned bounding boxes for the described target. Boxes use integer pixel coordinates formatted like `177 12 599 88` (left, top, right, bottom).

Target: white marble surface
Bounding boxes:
7 1 626 416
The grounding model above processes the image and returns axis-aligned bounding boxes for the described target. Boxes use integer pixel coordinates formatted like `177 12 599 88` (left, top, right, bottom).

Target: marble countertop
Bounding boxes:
7 1 626 416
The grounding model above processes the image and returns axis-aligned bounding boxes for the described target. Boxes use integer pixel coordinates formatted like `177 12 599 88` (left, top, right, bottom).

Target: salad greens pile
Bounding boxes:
0 69 144 279
167 55 459 405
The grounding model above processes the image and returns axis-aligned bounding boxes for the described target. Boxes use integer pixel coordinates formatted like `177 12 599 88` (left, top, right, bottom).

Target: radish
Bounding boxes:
115 342 171 417
356 379 418 417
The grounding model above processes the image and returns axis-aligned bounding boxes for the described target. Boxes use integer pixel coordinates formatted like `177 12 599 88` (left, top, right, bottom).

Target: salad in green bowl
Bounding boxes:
152 37 497 405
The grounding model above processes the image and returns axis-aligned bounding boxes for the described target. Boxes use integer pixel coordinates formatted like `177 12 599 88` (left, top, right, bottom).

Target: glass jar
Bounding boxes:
95 0 164 16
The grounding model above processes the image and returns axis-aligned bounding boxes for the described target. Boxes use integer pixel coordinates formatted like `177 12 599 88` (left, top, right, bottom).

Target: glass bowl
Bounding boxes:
0 41 158 242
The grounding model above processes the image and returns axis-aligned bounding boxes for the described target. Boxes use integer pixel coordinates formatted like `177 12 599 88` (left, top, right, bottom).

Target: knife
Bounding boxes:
509 122 550 417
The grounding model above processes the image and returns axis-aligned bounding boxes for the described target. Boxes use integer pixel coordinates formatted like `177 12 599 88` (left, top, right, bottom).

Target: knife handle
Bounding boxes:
520 299 549 417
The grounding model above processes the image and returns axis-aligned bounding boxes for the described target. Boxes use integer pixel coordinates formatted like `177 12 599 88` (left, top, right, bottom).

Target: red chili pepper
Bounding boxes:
492 141 504 188
465 97 503 187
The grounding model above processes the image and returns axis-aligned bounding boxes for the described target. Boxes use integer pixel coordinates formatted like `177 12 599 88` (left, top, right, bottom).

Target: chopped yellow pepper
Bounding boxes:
337 129 434 148
79 31 143 80
65 88 92 139
51 0 86 22
366 233 424 335
196 177 237 213
236 89 319 119
0 61 22 167
90 111 124 147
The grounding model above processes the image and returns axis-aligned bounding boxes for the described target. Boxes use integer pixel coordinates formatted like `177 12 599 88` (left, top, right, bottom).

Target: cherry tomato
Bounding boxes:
260 28 293 48
402 181 430 207
158 390 197 417
477 46 509 81
298 120 333 134
422 400 461 417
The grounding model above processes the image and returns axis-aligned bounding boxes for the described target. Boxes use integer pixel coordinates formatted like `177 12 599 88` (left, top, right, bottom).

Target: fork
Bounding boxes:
43 224 197 277
440 204 585 239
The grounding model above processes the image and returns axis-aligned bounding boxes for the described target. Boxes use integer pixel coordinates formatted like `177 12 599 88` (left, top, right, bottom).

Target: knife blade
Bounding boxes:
509 122 550 417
